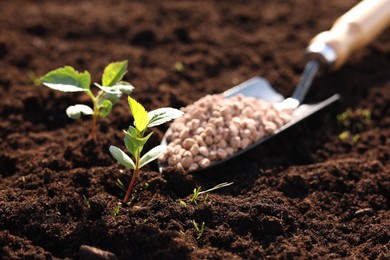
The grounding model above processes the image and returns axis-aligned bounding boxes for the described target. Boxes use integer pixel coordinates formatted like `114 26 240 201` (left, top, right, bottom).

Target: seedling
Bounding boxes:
116 179 127 193
110 97 183 203
174 61 185 73
113 202 122 217
337 108 371 144
180 182 233 206
82 195 91 209
338 130 360 144
337 108 371 132
192 220 205 240
40 60 134 140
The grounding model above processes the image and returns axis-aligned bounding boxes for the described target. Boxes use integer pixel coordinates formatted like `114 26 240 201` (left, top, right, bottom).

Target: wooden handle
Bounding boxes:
308 0 390 70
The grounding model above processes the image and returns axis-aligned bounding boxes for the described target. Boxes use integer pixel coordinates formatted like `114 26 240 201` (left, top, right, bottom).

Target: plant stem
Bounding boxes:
123 167 138 203
123 149 140 203
91 114 97 140
87 90 98 141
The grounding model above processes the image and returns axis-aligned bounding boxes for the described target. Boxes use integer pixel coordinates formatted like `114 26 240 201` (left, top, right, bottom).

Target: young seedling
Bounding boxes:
113 202 122 217
40 60 134 140
192 220 205 240
82 195 91 209
337 108 371 144
116 179 127 193
180 182 233 206
109 97 183 203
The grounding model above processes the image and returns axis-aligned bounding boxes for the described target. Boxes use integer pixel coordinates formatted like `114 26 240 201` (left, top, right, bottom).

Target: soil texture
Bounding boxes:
0 0 389 259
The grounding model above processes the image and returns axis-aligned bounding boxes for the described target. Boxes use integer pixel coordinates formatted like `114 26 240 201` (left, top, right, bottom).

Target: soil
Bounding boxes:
0 0 389 259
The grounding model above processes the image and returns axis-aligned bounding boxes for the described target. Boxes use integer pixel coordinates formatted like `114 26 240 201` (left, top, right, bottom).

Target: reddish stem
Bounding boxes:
90 115 97 141
123 168 138 203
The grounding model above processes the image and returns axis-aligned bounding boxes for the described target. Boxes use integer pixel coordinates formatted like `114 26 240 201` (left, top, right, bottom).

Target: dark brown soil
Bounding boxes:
0 0 389 259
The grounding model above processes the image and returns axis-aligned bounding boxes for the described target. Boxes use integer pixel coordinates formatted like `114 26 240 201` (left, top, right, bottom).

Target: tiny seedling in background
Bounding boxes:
82 195 91 209
337 108 371 143
174 61 185 73
180 182 233 206
40 60 134 140
337 108 371 132
116 179 127 193
113 202 122 217
192 220 205 240
110 97 183 203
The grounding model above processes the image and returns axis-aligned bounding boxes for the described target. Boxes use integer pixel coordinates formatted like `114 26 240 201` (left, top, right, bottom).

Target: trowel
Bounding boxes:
159 0 390 172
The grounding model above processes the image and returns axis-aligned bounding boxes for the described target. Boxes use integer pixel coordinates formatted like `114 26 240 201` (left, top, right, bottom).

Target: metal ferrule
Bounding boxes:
304 41 337 72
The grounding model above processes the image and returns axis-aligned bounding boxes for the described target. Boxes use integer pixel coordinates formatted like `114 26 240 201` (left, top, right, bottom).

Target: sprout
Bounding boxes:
40 60 133 140
110 97 183 203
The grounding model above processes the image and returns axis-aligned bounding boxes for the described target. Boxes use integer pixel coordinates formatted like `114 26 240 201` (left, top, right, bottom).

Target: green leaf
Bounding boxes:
41 66 91 92
66 104 93 119
148 107 184 128
139 145 166 169
124 133 137 156
102 60 128 87
109 145 135 170
124 128 152 156
96 82 134 105
98 99 112 118
113 82 134 94
95 82 134 95
128 97 149 132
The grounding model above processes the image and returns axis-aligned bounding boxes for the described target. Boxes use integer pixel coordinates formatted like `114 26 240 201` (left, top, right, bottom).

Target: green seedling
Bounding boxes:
82 195 91 209
40 60 133 140
339 130 360 143
113 202 122 217
180 182 233 206
174 61 185 73
337 108 371 144
337 108 371 132
116 179 127 193
110 97 183 203
192 220 205 240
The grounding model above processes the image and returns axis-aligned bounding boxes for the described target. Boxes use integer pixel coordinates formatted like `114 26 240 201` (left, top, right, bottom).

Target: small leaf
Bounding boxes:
128 97 149 132
102 60 128 87
113 82 134 94
148 107 184 128
98 99 112 117
109 145 135 170
95 83 122 95
124 133 137 156
41 66 91 92
124 126 141 155
124 128 152 156
139 145 166 169
66 104 93 119
96 82 134 105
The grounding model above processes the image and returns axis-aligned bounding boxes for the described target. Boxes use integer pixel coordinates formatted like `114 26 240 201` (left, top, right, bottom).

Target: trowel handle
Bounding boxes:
305 0 390 71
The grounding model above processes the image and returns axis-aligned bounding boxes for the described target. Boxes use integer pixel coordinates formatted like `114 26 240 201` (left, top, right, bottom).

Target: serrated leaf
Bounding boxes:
128 97 149 132
66 104 93 119
148 107 184 128
109 145 135 170
139 145 166 169
124 129 152 156
102 60 128 87
98 99 112 118
41 66 91 92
